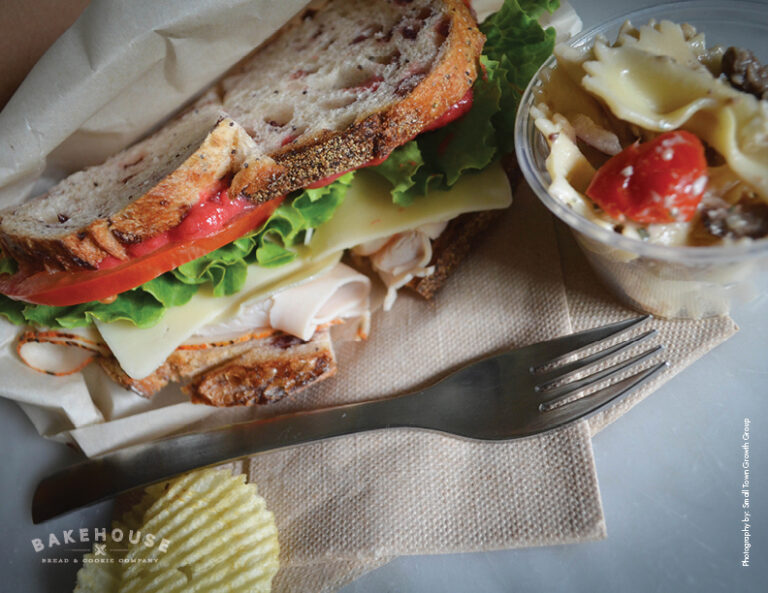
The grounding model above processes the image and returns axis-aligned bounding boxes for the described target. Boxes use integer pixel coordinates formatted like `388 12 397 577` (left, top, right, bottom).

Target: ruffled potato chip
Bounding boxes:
73 469 279 593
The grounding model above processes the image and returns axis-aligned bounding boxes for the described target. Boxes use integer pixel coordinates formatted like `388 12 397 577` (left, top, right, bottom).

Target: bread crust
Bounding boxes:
97 329 336 406
0 0 483 271
186 332 336 406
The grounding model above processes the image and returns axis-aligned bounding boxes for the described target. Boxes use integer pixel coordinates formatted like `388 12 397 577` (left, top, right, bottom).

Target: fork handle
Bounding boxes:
32 392 426 523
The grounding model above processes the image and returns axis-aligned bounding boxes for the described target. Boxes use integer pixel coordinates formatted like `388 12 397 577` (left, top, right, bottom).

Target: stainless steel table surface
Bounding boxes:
1 1 766 591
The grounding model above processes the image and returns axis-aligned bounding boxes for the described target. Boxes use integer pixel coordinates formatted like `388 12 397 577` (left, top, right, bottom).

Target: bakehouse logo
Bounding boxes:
32 526 171 565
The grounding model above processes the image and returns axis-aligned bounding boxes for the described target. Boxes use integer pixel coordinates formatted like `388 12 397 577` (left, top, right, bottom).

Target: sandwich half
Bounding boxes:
0 0 559 406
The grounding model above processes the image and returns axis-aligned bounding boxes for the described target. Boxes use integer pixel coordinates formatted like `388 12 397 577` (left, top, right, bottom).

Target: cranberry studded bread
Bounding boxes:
221 0 483 200
0 0 483 273
0 106 259 271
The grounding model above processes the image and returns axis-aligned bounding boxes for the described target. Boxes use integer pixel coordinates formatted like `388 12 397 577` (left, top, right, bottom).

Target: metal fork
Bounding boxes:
32 315 666 523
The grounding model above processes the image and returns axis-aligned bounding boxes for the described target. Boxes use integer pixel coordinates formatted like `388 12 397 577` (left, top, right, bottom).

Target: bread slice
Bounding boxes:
186 330 336 406
0 0 483 272
0 105 261 271
98 328 336 406
224 0 484 200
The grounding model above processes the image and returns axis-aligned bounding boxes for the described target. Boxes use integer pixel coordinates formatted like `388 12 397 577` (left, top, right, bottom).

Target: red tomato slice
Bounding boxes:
0 197 283 307
585 131 708 224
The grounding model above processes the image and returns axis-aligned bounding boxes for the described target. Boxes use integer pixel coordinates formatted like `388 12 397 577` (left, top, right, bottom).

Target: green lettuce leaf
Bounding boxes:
418 64 502 186
481 0 559 153
20 291 166 329
0 295 25 325
141 275 198 308
369 141 426 206
0 257 17 276
369 0 557 203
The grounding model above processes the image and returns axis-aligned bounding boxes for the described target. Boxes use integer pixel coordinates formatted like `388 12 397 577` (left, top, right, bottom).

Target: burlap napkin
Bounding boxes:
202 183 735 593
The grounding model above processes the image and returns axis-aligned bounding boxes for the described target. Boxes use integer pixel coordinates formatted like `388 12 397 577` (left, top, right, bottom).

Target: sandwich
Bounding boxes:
0 0 559 406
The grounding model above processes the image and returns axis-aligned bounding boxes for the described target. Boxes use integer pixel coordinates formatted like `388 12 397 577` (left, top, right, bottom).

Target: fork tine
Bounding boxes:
542 361 668 427
538 345 663 410
524 315 650 371
535 329 657 389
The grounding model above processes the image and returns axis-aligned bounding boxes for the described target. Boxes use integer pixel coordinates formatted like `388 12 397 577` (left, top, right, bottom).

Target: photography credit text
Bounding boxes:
741 418 751 567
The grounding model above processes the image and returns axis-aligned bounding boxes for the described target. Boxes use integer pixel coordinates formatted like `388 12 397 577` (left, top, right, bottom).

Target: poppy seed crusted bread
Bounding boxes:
0 0 483 273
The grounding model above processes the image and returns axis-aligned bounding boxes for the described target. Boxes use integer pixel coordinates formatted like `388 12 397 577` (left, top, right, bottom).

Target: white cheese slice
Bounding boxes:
309 162 511 256
97 162 512 379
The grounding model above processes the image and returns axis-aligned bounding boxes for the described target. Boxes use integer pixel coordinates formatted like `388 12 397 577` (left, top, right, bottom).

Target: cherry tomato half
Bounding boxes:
586 130 708 224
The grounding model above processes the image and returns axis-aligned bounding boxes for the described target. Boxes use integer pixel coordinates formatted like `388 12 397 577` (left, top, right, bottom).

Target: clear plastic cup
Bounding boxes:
514 1 768 319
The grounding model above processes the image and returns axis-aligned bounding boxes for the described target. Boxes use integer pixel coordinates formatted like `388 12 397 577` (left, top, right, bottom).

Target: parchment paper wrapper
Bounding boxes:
0 1 737 592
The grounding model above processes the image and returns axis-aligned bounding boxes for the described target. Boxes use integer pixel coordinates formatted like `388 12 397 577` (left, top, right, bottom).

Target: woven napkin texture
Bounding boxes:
224 185 736 593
